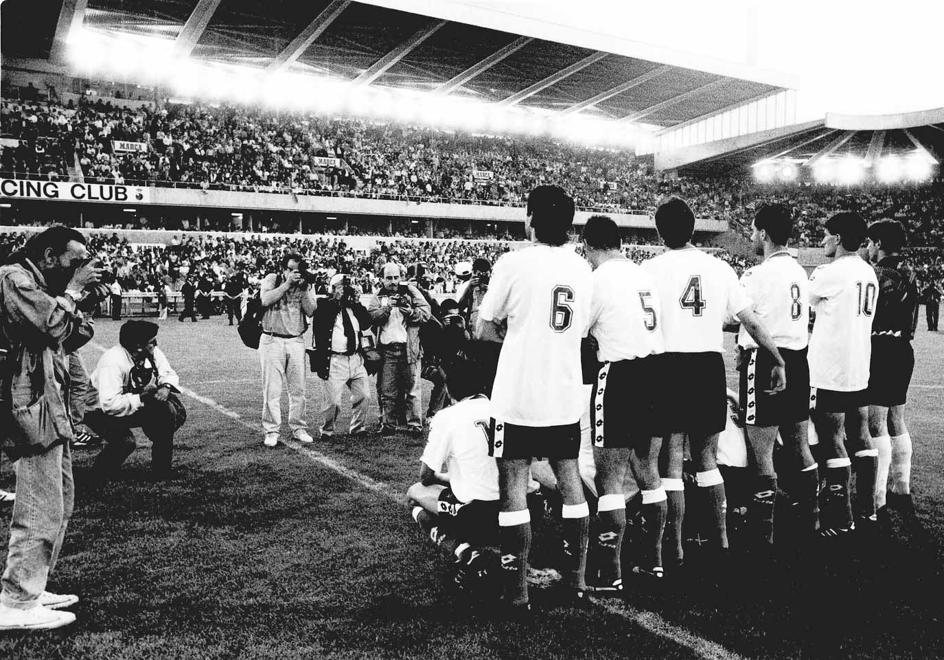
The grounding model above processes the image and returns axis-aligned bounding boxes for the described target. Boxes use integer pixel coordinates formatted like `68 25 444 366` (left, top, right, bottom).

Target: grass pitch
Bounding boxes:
1 316 943 659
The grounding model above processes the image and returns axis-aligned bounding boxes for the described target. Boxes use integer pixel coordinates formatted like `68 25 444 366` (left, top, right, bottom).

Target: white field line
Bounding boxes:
86 341 743 660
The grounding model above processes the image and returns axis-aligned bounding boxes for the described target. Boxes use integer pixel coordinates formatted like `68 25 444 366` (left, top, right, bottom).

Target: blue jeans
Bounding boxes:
1 442 74 608
379 344 422 429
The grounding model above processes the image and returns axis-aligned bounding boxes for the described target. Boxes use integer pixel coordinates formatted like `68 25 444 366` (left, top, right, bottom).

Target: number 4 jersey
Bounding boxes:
808 254 879 392
641 247 750 354
478 244 592 427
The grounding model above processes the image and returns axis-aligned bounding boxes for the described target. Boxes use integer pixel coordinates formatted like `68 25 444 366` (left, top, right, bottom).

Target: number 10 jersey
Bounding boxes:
641 247 751 354
478 244 592 427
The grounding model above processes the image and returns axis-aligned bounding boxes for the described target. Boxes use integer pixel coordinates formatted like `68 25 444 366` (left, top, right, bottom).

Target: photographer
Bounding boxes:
259 253 317 447
311 274 372 438
84 320 186 481
367 263 431 437
422 298 471 419
0 225 101 631
457 257 491 328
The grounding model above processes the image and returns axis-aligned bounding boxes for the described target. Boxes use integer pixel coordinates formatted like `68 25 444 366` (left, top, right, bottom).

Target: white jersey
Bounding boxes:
641 248 750 353
421 397 498 504
808 254 878 391
478 244 592 426
589 258 665 362
737 252 810 351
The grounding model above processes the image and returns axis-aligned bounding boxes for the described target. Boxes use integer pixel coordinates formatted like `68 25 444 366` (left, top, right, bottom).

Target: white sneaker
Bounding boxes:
263 433 279 447
293 430 314 444
0 603 76 630
39 591 79 610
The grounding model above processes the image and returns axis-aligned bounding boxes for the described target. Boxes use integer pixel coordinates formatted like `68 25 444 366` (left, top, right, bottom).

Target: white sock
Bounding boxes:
889 433 913 495
872 434 891 509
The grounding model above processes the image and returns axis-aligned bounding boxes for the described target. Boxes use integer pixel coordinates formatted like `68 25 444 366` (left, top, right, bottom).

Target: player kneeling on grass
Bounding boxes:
736 204 819 553
808 212 879 537
406 360 499 595
84 321 187 482
581 215 668 588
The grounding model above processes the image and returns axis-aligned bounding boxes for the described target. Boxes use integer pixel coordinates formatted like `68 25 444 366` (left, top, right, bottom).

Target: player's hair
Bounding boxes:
472 258 491 273
439 298 459 313
119 320 159 351
654 197 695 248
23 225 86 262
753 203 793 246
867 218 907 253
445 358 488 401
824 211 868 251
281 252 303 269
527 185 574 246
581 215 621 251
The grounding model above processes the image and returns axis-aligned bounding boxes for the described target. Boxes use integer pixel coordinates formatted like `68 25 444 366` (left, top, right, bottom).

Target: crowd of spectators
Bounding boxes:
2 98 944 249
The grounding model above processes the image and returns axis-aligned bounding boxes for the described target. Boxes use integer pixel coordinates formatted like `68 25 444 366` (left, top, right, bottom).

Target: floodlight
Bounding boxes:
811 159 835 183
753 161 775 183
779 163 798 181
904 152 933 181
836 156 864 185
876 155 902 183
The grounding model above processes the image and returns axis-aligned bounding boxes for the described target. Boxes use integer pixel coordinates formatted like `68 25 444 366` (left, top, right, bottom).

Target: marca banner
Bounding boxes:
312 156 342 168
0 179 151 204
112 140 148 153
473 170 494 181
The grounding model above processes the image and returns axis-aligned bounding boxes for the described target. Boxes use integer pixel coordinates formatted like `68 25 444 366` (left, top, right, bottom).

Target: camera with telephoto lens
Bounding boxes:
296 263 319 286
475 272 490 287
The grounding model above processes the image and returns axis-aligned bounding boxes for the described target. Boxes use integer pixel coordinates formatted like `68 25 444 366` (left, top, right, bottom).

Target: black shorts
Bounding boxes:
739 347 810 427
654 352 727 435
436 488 499 546
487 419 580 460
810 387 868 414
867 337 914 407
590 356 661 449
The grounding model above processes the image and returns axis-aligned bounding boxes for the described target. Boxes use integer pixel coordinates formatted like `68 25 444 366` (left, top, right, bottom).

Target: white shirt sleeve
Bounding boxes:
808 265 838 307
477 256 511 323
153 347 180 391
95 352 142 417
420 417 449 471
725 263 752 318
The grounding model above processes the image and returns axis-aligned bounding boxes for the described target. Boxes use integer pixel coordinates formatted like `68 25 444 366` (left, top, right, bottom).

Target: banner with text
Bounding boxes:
0 138 20 148
473 170 494 181
312 156 342 168
112 140 149 153
0 179 151 204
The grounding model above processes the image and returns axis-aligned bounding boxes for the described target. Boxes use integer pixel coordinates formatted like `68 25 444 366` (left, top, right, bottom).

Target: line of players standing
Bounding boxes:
408 186 919 612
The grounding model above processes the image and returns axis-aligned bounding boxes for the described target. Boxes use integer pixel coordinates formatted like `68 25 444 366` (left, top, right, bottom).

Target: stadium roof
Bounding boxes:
3 0 787 128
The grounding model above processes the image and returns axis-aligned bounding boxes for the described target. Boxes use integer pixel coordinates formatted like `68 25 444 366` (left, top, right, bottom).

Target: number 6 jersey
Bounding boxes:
478 244 592 427
641 247 750 354
808 254 879 392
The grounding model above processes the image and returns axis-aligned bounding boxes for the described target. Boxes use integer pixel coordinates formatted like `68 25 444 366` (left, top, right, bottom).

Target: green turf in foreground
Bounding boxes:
0 317 943 659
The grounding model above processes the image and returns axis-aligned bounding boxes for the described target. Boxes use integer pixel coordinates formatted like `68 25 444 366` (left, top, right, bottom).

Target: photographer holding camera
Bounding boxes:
0 225 101 630
311 274 372 439
457 258 491 328
368 263 431 437
259 253 318 447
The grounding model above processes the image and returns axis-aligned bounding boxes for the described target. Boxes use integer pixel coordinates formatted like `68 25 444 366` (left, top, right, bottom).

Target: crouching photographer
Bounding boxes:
310 274 373 439
422 298 472 418
84 320 186 482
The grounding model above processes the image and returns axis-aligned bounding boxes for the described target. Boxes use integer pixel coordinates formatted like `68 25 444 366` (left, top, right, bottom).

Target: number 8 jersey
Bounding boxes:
641 247 750 353
478 244 592 427
808 254 879 392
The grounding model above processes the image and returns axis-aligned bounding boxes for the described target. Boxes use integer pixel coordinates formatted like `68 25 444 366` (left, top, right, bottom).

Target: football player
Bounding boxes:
406 360 498 590
476 185 593 610
865 220 919 514
737 204 819 550
642 197 786 572
582 215 667 587
808 212 880 537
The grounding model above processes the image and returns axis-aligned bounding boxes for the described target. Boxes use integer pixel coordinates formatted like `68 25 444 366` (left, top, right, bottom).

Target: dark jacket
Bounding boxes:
311 298 372 375
872 255 919 341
